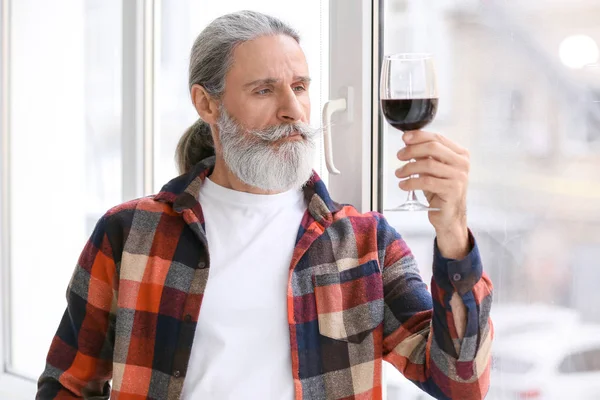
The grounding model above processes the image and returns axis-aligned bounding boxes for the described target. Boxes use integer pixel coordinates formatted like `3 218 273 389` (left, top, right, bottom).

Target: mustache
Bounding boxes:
249 122 320 142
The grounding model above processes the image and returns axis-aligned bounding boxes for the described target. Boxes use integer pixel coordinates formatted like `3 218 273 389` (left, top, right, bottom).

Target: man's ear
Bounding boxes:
191 84 220 125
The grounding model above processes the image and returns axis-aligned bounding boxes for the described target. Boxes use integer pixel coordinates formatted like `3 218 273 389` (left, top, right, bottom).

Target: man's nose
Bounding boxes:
277 88 304 122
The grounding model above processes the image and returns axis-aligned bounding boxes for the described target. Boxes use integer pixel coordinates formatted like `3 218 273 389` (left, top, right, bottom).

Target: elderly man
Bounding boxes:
37 10 493 400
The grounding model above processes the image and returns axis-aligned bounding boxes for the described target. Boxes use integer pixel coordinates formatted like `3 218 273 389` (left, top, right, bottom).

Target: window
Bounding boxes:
7 0 122 382
376 0 600 398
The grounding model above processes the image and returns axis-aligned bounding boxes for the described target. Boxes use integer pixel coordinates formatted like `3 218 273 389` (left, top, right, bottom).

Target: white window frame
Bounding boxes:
325 0 380 212
0 0 31 396
0 0 36 395
122 0 157 200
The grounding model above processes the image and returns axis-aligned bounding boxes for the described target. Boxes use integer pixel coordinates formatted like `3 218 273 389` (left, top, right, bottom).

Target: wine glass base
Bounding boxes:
385 201 440 212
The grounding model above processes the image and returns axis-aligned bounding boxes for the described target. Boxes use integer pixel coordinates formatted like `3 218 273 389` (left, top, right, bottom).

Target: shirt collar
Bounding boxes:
154 156 343 225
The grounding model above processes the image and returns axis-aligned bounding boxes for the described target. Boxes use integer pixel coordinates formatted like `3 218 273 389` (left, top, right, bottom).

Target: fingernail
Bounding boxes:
403 132 413 141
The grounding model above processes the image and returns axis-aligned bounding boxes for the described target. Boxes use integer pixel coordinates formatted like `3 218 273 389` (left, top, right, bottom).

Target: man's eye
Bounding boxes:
256 89 272 95
293 86 306 92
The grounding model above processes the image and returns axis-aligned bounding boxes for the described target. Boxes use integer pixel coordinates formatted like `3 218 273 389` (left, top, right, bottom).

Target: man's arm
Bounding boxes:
37 215 118 399
377 216 493 400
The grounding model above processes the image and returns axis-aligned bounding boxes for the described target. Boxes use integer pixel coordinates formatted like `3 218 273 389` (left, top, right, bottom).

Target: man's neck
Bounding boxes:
208 156 283 195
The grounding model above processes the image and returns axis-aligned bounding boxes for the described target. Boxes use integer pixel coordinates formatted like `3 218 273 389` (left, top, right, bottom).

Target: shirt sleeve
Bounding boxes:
376 214 494 400
36 214 118 399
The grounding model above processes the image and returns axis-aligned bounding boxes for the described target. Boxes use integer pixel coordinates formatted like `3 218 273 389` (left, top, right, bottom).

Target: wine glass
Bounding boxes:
380 53 440 212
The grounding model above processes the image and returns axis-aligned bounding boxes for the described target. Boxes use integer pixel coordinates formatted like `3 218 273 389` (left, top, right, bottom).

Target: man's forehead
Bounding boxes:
229 35 309 77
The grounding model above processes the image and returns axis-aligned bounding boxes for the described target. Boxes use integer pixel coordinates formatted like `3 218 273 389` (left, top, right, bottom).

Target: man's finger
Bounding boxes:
395 159 460 180
398 175 455 195
403 130 469 157
397 141 469 169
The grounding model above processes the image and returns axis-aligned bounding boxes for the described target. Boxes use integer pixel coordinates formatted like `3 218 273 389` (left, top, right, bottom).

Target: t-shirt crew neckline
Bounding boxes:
201 176 304 207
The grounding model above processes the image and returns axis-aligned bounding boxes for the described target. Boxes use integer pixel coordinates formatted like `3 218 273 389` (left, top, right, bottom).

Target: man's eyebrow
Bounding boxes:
294 76 312 84
243 76 312 88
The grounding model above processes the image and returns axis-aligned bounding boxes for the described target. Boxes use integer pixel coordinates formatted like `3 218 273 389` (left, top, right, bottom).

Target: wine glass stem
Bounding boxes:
406 190 419 203
405 158 419 203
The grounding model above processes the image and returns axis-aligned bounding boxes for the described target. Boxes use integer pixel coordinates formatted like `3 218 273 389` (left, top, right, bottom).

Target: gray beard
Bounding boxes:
216 108 319 192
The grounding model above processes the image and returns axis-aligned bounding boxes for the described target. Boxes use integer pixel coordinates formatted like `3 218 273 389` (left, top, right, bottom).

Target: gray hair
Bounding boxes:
176 11 301 174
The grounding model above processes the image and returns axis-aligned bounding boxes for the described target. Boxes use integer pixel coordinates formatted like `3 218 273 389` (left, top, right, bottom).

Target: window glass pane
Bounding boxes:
381 0 600 398
492 356 536 374
155 0 329 191
9 0 122 379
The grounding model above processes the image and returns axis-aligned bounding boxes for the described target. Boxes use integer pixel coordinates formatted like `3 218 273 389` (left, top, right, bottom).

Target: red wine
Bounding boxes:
381 98 438 131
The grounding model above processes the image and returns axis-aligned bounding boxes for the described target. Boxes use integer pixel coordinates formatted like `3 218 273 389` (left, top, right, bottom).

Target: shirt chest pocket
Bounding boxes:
312 260 384 344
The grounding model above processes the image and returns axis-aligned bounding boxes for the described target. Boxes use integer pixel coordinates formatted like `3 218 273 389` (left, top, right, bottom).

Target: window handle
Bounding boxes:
322 86 353 175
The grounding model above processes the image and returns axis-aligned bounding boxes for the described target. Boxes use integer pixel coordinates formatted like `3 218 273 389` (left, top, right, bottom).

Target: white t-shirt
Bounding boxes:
181 177 306 400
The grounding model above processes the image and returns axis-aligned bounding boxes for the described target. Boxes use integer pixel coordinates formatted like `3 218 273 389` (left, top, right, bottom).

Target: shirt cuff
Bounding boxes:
432 230 483 296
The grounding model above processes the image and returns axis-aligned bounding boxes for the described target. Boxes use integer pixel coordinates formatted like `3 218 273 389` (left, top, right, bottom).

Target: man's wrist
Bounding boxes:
435 223 470 260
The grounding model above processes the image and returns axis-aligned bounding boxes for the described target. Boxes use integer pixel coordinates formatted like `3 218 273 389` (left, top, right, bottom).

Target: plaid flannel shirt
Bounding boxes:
37 156 493 400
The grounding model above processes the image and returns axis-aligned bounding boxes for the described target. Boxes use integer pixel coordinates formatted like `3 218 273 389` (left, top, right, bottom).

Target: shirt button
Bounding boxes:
198 262 206 269
184 314 192 323
173 370 181 378
453 273 462 282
